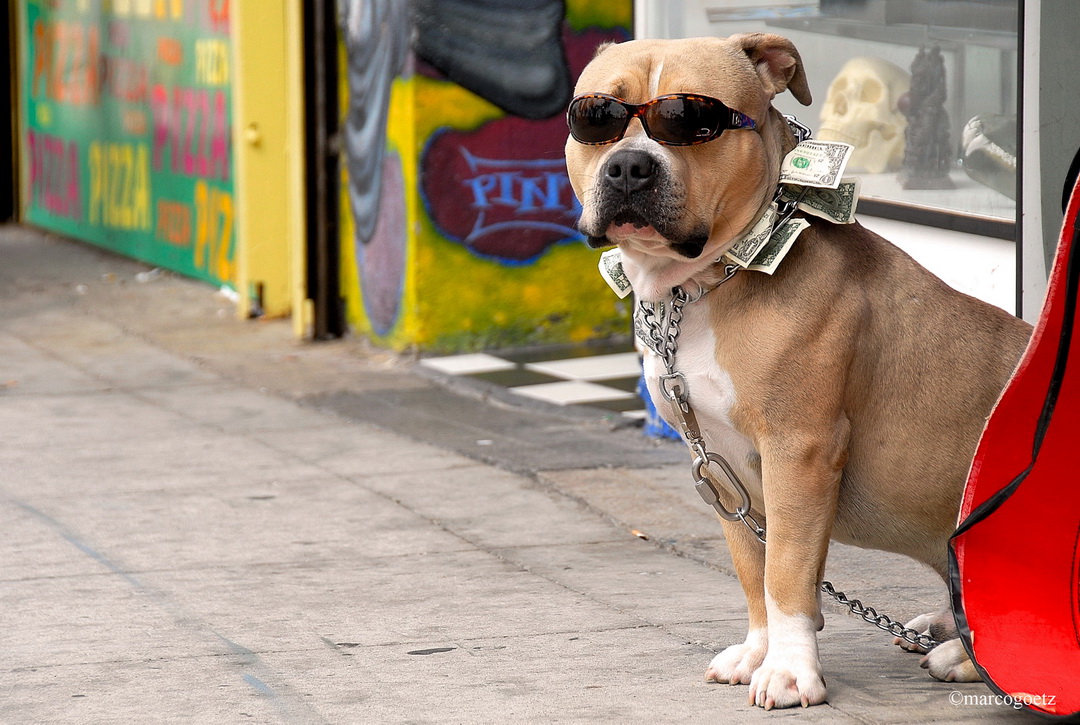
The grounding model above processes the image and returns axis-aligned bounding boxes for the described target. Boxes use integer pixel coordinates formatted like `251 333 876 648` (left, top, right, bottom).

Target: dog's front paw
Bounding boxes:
921 639 981 682
748 655 827 709
705 640 766 685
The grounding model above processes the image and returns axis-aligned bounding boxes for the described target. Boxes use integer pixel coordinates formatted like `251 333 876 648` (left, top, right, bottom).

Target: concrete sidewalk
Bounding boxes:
1 225 1032 724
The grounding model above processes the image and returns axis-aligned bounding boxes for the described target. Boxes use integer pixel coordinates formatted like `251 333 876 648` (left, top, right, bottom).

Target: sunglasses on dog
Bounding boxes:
567 93 757 147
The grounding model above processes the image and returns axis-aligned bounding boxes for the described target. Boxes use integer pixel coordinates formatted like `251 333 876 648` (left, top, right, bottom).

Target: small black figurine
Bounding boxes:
900 46 955 190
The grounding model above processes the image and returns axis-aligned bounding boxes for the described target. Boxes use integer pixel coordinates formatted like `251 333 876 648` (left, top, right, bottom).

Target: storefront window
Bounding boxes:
638 0 1019 238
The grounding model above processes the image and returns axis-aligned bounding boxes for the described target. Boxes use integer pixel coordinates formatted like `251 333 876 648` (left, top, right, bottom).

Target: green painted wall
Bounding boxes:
18 0 235 287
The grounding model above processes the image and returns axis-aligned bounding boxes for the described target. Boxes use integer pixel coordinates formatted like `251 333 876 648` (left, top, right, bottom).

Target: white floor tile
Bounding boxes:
511 380 636 406
419 353 517 375
524 352 641 381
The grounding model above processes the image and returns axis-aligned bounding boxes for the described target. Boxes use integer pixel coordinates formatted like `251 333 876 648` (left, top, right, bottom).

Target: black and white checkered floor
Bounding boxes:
419 343 647 419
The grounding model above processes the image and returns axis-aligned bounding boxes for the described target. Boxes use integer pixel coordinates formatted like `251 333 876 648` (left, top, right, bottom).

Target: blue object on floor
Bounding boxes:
637 374 682 441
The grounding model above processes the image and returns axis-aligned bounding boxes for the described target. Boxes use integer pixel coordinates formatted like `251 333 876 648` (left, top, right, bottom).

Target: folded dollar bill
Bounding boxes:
779 177 861 225
724 203 778 268
598 247 633 298
747 218 810 274
779 140 854 189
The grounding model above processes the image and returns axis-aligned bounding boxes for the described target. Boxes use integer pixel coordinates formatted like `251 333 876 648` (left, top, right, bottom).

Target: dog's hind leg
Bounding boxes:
893 605 981 681
897 607 981 682
921 639 981 682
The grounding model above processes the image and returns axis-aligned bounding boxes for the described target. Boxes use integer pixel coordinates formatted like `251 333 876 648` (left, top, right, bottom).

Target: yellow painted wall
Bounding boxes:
338 0 633 352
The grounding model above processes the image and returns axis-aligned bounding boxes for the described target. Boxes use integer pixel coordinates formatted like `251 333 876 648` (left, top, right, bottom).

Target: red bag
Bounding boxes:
949 177 1080 719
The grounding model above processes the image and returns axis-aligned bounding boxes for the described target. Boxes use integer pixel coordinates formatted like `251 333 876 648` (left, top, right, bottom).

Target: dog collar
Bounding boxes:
684 261 741 302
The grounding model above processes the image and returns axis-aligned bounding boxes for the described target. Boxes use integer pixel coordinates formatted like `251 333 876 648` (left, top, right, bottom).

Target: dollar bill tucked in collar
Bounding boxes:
633 296 673 358
598 247 633 298
779 140 854 189
745 218 810 274
779 178 861 225
724 203 778 268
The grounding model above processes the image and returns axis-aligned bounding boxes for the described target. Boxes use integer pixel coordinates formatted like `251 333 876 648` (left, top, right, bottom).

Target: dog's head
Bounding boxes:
565 35 811 299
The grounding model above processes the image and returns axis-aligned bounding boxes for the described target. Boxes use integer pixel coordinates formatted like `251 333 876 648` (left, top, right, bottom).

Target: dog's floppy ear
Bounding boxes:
730 33 812 106
592 41 616 59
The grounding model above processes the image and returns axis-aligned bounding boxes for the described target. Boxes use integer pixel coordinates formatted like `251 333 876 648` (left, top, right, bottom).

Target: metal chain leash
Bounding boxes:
640 287 766 542
636 285 940 652
820 581 940 650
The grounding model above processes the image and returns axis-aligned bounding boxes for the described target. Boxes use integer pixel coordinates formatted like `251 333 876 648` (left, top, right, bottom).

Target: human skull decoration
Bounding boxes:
818 57 911 174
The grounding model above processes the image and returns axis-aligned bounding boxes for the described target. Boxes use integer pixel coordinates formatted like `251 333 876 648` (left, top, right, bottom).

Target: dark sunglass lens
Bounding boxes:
647 97 725 145
569 97 629 144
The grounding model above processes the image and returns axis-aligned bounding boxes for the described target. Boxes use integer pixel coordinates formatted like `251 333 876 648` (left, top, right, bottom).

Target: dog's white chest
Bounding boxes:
641 301 763 499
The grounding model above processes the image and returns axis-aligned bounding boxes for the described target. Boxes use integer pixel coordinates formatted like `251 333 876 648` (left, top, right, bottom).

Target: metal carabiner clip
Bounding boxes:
691 452 752 521
659 372 689 404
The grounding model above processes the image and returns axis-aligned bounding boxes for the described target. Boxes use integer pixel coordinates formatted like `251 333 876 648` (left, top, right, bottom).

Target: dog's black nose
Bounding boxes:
604 149 657 196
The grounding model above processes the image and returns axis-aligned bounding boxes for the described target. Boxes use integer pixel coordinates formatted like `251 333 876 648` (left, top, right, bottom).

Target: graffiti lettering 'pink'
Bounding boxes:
150 84 230 181
27 130 82 220
466 169 575 213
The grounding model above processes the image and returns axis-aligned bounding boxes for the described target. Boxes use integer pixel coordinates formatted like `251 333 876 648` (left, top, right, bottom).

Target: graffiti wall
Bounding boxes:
18 0 234 288
338 0 632 352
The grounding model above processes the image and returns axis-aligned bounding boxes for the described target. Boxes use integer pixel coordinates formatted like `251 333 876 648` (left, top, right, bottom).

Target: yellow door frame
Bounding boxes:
231 0 307 336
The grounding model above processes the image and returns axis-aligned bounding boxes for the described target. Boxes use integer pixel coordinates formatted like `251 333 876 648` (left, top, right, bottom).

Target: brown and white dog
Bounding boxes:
564 35 1032 710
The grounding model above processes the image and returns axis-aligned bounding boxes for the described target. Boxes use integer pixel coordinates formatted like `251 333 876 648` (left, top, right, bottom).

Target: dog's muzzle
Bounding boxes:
581 147 707 255
603 148 658 198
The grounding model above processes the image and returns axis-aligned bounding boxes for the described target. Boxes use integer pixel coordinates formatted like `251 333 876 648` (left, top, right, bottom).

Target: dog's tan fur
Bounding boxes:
565 35 1031 709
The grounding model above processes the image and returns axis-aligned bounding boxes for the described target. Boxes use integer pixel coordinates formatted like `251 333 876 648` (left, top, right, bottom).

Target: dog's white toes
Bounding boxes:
704 642 766 685
747 655 827 709
921 639 981 682
893 636 926 653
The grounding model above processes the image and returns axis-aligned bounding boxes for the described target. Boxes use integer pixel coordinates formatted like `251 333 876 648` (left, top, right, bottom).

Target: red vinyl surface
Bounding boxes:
950 180 1080 718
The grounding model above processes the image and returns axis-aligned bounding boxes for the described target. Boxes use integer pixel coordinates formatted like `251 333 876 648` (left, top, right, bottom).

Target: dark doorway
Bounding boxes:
2 2 17 222
303 0 346 338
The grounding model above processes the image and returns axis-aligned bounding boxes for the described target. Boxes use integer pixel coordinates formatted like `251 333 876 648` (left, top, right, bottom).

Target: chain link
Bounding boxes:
820 581 940 650
784 114 813 145
636 274 940 652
